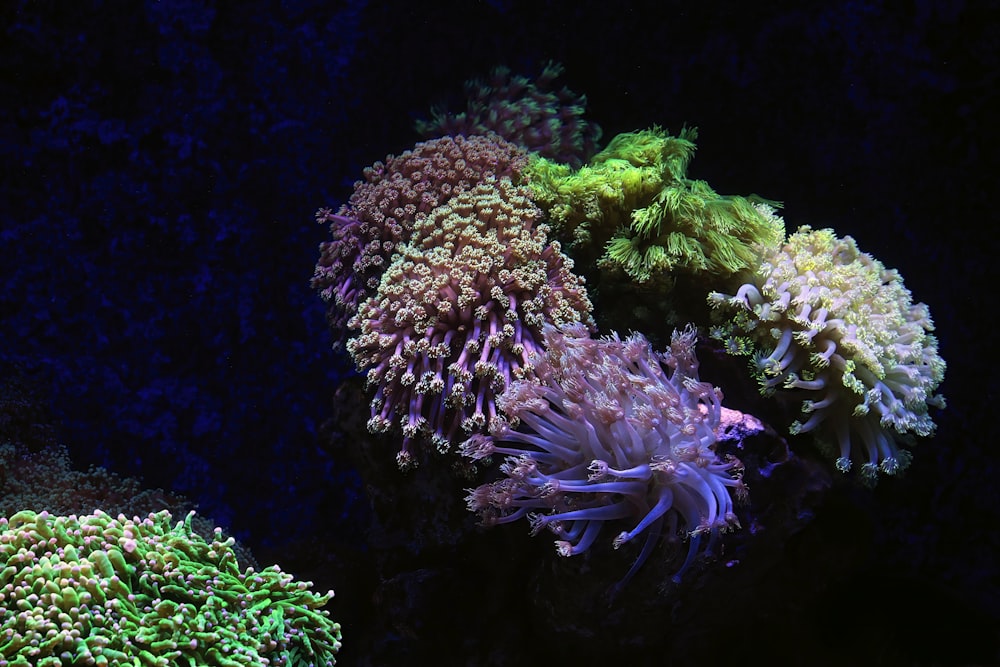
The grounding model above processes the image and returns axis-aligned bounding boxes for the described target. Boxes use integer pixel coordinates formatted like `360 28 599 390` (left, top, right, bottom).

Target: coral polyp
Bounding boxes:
709 226 946 482
348 178 593 466
463 323 744 588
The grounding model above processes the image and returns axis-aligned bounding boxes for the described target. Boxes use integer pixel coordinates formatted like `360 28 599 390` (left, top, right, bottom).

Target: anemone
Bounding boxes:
463 323 744 588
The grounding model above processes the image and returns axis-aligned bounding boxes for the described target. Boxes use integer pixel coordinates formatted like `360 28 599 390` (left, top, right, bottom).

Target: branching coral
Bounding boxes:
463 323 744 589
415 61 602 168
708 226 946 482
312 134 528 348
347 177 594 468
0 509 341 666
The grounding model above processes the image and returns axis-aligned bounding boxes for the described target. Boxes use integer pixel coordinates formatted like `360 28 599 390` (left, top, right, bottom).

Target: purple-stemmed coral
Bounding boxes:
463 323 745 589
312 134 529 349
348 177 593 467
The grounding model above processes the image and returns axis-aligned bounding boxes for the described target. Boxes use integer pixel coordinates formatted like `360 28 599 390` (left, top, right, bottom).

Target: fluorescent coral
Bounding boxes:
526 126 784 282
463 323 744 588
415 62 602 168
347 177 593 467
601 181 785 283
312 134 528 347
310 63 952 603
0 509 341 666
708 226 946 482
526 126 696 250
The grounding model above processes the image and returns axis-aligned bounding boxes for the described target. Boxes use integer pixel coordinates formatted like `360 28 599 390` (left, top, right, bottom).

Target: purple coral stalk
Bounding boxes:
348 178 594 467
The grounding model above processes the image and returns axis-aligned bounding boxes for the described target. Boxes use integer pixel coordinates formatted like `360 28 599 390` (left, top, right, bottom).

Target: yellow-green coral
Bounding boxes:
604 182 785 283
708 226 946 482
525 126 784 284
524 126 695 249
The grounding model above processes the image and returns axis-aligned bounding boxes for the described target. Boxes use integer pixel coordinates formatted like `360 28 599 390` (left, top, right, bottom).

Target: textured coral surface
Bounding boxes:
348 177 592 464
0 510 341 666
710 226 945 481
1 2 995 665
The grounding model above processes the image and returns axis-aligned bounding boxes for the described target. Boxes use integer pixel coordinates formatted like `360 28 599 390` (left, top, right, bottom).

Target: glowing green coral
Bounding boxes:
526 126 784 283
0 509 342 666
604 181 785 282
525 126 695 250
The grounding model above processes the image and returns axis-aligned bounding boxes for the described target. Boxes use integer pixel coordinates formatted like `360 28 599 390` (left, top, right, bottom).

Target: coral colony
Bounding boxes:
708 226 946 482
313 63 946 585
0 510 341 666
347 178 593 466
462 324 745 590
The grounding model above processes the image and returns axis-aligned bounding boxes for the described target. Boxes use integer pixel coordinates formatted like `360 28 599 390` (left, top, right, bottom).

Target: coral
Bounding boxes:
526 126 696 250
312 134 528 349
310 210 367 348
527 126 784 282
463 323 744 589
601 182 785 284
347 177 593 468
0 441 260 572
0 509 341 666
415 61 602 168
708 226 946 482
0 441 188 520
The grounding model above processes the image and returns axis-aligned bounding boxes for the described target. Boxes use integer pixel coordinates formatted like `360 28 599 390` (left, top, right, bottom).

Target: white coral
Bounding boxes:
710 226 946 481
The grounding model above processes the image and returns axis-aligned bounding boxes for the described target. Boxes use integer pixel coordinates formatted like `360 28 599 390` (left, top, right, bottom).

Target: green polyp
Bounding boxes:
1 510 341 665
527 125 783 289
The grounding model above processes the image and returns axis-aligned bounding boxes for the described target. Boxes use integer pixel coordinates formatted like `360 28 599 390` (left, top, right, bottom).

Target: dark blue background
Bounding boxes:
2 2 996 665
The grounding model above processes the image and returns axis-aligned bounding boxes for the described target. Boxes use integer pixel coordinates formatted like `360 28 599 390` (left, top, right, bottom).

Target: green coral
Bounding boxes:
0 509 342 666
525 126 694 250
603 181 785 283
526 126 784 283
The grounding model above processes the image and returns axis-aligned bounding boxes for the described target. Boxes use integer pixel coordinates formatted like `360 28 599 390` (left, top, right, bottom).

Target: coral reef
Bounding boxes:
463 323 745 590
0 509 341 666
347 177 593 466
708 226 946 482
415 61 602 168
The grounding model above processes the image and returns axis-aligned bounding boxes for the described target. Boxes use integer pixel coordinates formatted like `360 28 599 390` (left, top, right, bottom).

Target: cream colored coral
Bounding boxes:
709 226 946 482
